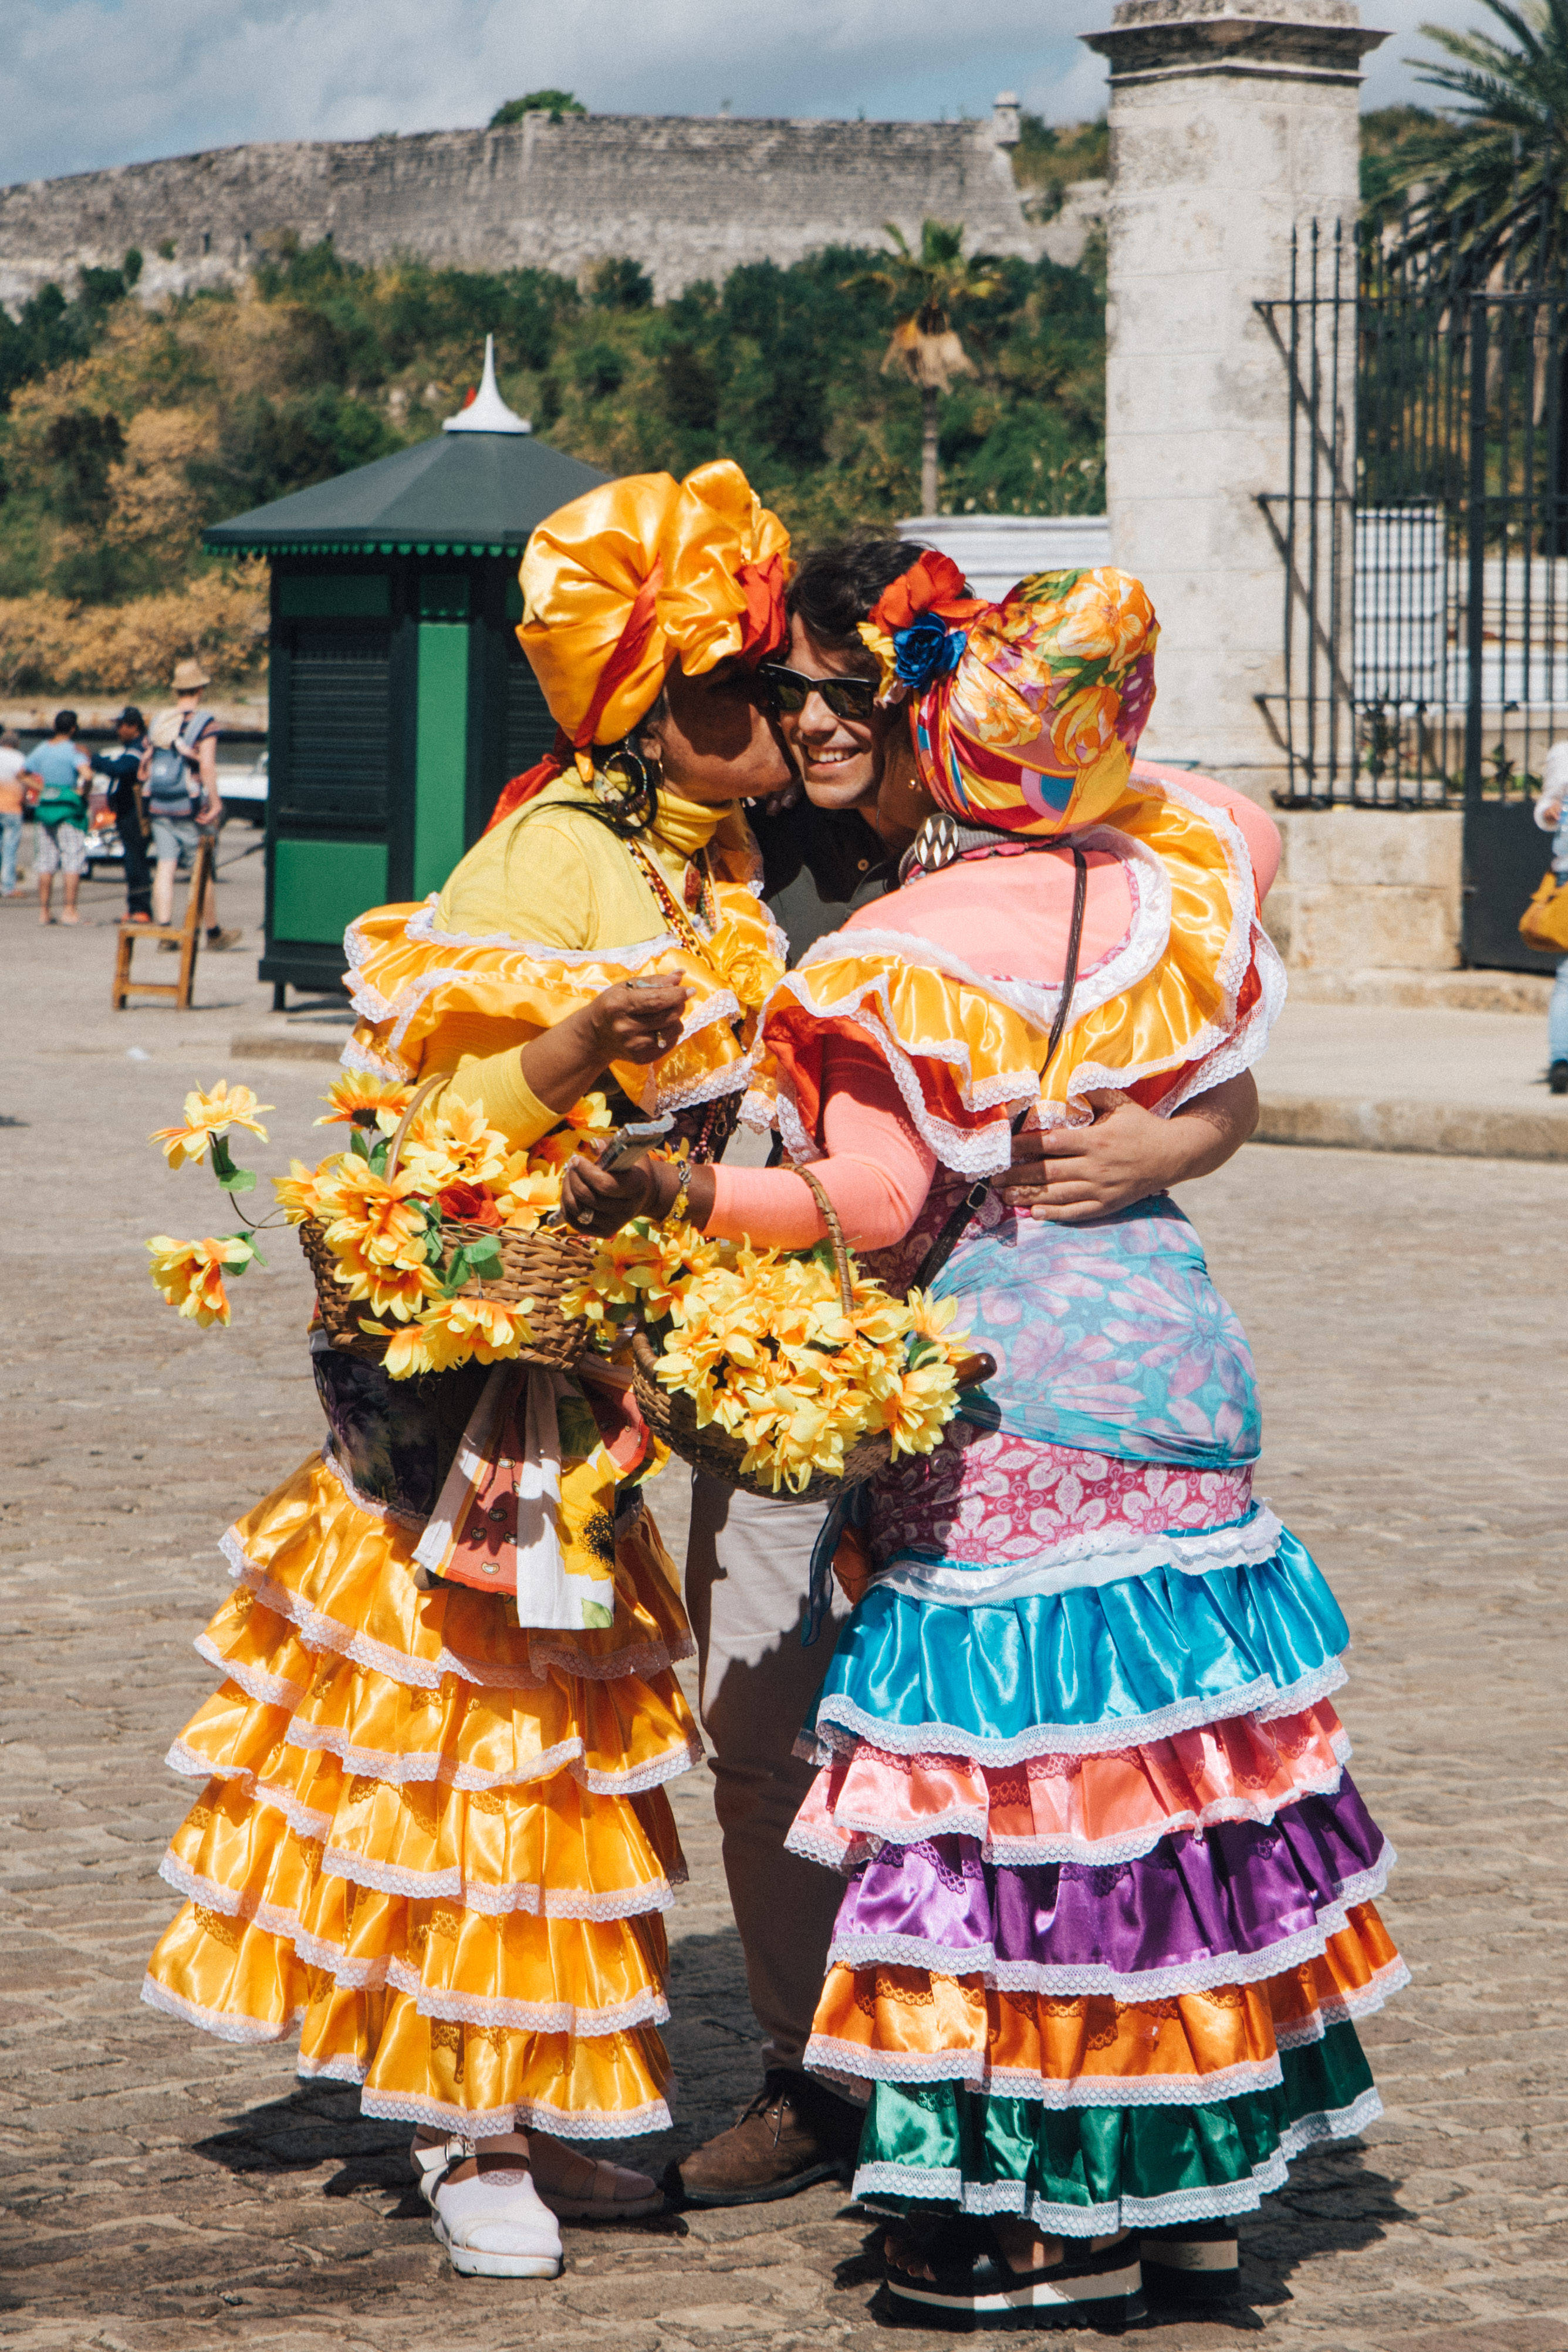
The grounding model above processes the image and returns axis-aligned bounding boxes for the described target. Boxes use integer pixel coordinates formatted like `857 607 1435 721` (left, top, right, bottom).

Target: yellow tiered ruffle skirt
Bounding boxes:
144 1450 701 2139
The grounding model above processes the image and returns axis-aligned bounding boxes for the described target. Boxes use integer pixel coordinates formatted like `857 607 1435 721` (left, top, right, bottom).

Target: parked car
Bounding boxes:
222 748 268 823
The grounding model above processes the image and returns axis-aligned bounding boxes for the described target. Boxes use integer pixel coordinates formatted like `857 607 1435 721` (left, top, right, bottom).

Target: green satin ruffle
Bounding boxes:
851 2021 1378 2235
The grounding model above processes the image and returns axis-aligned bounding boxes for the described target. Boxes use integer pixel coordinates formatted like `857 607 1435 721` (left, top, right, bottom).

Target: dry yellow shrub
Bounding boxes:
0 565 268 694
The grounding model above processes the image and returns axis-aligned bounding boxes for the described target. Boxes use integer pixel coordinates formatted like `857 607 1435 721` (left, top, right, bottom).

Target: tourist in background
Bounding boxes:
1535 739 1568 1094
0 728 40 898
143 660 239 949
90 705 152 922
30 709 91 926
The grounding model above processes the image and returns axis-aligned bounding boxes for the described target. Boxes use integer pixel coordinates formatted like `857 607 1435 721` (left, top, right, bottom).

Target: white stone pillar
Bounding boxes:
1084 0 1384 802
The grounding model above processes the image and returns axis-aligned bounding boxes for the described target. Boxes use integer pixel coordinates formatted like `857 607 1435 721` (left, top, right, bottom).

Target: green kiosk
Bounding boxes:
203 342 606 1005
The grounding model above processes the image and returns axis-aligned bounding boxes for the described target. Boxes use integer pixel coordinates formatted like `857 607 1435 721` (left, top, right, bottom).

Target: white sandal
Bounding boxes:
410 2130 563 2280
527 2130 665 2221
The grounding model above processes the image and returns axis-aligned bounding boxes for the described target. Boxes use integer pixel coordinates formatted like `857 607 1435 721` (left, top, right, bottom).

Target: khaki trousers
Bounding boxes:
684 1474 849 2073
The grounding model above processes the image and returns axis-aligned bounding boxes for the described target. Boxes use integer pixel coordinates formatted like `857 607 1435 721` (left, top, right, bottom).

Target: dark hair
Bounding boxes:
508 687 671 869
53 708 77 736
786 539 931 661
118 705 145 732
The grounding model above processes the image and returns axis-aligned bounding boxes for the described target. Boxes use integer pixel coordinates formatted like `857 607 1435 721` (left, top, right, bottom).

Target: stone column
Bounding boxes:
1084 0 1384 803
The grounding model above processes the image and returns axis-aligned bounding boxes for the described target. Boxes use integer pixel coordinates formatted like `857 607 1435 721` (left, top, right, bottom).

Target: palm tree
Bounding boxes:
850 221 1003 515
1400 0 1568 274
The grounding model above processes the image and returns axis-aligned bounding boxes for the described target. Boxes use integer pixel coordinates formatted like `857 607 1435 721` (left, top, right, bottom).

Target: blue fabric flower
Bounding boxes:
894 613 966 689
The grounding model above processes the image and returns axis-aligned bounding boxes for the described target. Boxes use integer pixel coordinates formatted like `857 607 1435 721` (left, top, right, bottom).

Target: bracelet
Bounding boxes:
661 1161 692 1228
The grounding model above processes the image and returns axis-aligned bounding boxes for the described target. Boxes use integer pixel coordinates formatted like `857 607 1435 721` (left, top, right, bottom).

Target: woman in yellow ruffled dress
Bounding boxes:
142 461 795 2280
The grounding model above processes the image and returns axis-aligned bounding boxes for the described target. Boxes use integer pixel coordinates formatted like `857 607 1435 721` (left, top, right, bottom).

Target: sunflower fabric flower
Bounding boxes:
149 1082 273 1169
567 1220 973 1493
313 1073 415 1134
146 1235 258 1327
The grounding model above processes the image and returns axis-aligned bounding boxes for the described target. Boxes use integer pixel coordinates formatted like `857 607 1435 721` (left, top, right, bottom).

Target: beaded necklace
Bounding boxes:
624 836 738 1165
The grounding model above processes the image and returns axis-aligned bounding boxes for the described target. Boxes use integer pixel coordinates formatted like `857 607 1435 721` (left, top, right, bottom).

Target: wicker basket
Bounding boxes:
300 1073 594 1371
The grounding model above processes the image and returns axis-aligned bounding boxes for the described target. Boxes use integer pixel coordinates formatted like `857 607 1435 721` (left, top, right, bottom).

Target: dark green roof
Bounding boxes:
202 430 607 557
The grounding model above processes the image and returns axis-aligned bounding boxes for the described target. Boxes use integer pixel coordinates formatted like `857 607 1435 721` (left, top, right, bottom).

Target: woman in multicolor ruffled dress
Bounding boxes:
563 557 1404 2328
141 461 795 2280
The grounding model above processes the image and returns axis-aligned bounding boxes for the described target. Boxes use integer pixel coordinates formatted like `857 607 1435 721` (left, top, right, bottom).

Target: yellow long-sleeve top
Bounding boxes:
343 775 783 1149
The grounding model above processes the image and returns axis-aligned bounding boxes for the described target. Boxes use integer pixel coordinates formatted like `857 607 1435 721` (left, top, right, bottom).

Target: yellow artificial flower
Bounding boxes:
398 1096 512 1195
904 1288 962 1346
359 1317 437 1379
146 1234 254 1328
494 1163 564 1231
272 1159 326 1225
878 1356 961 1460
148 1081 273 1169
365 1293 536 1380
315 1073 415 1135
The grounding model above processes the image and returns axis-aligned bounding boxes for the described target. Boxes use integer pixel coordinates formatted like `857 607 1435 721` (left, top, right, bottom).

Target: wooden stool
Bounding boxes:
112 836 214 1011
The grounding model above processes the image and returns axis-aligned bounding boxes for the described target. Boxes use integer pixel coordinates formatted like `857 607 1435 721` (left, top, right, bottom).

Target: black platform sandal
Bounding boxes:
883 2220 1145 2332
1140 2218 1241 2304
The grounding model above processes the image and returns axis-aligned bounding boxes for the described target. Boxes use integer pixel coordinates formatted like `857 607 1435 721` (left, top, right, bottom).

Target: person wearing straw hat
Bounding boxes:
564 560 1404 2328
141 658 239 949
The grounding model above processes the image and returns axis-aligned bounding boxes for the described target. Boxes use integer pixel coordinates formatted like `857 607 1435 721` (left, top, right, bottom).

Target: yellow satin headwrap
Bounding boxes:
518 461 792 752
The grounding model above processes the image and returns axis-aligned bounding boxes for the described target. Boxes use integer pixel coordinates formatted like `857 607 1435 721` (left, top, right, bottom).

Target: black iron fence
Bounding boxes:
1258 209 1568 815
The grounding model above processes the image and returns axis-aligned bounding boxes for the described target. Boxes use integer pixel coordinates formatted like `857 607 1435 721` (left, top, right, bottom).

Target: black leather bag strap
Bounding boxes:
910 844 1089 1293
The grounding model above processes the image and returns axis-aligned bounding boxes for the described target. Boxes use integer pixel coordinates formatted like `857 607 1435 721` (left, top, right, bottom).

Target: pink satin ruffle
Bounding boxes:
788 1701 1351 1872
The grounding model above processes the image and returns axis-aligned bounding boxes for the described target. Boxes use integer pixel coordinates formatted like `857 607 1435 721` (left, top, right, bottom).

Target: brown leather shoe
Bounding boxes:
665 2070 863 2208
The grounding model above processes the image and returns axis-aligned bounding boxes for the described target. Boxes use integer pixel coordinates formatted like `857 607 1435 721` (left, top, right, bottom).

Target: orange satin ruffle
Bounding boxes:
144 1448 699 2135
759 780 1276 1170
146 1916 675 2136
215 1452 694 1697
788 1702 1351 1873
344 859 783 1113
806 1904 1405 2105
518 461 790 748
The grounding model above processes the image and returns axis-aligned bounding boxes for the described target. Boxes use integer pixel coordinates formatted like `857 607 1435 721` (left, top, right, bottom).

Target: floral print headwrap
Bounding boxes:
861 560 1160 840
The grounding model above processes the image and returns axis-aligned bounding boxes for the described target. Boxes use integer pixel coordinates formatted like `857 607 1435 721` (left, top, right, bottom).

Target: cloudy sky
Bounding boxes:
4 0 1498 188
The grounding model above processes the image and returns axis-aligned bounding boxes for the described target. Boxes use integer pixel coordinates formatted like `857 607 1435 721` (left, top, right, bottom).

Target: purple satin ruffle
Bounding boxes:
828 1779 1390 1997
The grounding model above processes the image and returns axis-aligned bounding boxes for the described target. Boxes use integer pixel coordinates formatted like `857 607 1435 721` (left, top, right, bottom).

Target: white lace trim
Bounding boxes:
876 1508 1285 1609
161 1753 336 1841
140 1973 300 2044
319 1444 427 1530
789 830 1172 1053
785 1740 1353 1873
219 1525 692 1701
280 1718 587 1790
354 2084 674 2142
406 1981 670 2036
347 899 752 1111
804 2033 1285 2107
529 1628 697 1685
824 1844 1394 1998
160 1841 685 1930
808 1657 1349 1766
849 2087 1383 2235
1273 1957 1411 2046
191 1635 305 1710
339 1032 410 1082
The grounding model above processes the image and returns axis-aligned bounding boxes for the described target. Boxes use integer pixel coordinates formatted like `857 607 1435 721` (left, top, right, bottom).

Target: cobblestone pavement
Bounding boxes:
2 863 1566 2350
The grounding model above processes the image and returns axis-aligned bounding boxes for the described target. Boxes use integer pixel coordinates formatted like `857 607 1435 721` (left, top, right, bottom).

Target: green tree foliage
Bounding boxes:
1384 2 1568 267
1011 115 1109 221
0 211 1107 609
489 90 586 127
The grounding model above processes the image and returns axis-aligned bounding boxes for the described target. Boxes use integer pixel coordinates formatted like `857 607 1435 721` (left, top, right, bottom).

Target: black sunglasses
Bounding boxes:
758 661 878 722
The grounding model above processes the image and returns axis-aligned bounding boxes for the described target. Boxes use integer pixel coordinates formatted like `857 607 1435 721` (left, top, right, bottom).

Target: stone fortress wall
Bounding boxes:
0 99 1102 309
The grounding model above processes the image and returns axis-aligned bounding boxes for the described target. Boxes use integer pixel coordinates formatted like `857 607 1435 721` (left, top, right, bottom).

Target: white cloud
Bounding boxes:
0 0 1519 190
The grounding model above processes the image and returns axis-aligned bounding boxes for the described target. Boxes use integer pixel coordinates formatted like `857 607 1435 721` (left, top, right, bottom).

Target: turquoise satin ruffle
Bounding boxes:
805 1529 1350 1760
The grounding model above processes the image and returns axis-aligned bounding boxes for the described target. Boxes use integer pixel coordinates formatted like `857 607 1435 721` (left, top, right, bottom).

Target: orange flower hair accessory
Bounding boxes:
856 549 984 705
490 461 792 829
